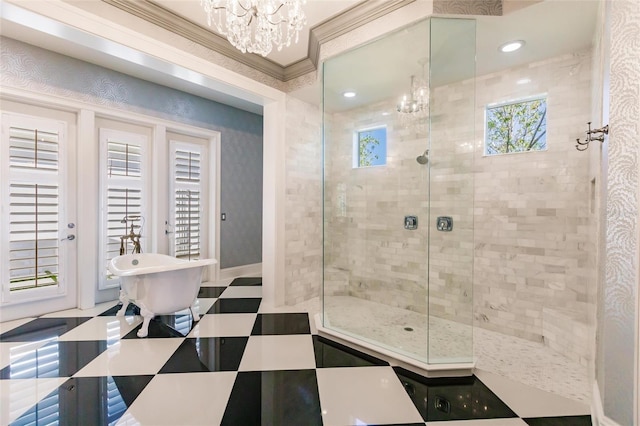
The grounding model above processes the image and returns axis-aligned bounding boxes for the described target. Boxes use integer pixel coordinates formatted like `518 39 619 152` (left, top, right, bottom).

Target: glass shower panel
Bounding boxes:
323 19 431 362
427 18 476 364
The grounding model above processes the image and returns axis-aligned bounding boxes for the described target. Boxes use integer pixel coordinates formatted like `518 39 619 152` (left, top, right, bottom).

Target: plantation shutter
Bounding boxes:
99 129 148 289
2 115 65 294
170 142 203 260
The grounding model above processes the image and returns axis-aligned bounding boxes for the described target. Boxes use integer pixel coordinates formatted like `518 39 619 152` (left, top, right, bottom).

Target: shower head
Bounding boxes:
416 150 429 165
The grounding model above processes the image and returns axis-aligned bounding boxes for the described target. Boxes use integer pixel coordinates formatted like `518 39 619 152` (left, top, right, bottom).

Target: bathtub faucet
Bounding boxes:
120 216 143 255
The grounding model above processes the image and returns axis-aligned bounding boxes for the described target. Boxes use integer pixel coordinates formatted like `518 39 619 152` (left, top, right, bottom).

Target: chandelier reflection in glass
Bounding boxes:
397 75 429 114
200 0 307 57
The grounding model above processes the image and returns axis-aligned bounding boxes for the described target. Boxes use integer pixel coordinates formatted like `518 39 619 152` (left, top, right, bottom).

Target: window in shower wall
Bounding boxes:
485 96 547 155
99 128 150 289
354 126 387 167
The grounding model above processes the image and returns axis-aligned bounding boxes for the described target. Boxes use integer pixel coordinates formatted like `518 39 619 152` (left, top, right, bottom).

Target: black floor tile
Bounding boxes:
198 286 227 298
221 369 322 426
159 337 248 373
98 303 140 316
229 277 262 286
122 314 195 339
393 367 517 422
207 298 261 314
313 335 389 368
523 415 592 425
1 340 108 379
251 313 310 335
11 375 153 426
0 317 92 342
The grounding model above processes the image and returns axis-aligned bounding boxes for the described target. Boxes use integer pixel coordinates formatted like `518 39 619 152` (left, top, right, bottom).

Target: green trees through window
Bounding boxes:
357 127 387 167
485 97 547 155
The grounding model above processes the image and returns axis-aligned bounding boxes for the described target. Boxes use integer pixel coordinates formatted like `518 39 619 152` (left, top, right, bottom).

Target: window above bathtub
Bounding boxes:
353 126 387 168
485 96 547 156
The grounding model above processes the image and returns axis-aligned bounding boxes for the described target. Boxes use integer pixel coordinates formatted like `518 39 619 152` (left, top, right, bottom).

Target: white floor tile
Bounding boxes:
187 313 256 338
0 341 50 370
427 419 528 425
57 316 141 341
475 369 591 418
239 335 315 371
219 286 262 299
0 378 67 424
74 338 183 377
0 317 36 334
174 298 217 318
116 372 236 426
41 301 119 318
316 366 424 425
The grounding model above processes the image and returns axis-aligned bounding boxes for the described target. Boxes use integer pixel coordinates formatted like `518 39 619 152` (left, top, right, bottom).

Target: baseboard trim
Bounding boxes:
219 263 262 280
592 381 622 426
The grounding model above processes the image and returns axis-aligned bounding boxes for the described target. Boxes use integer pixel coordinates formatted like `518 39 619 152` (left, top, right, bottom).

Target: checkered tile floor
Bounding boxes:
0 277 592 425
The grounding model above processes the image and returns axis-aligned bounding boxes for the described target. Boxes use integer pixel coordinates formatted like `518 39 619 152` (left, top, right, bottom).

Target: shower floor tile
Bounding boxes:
0 276 593 425
251 312 311 335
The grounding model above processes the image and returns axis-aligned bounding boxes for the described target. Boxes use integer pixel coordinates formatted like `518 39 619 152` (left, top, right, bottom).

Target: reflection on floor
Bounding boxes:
1 278 591 425
300 295 590 403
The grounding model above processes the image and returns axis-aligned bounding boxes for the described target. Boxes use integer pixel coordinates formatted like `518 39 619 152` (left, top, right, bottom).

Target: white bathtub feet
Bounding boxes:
190 306 200 322
137 307 154 338
116 290 130 317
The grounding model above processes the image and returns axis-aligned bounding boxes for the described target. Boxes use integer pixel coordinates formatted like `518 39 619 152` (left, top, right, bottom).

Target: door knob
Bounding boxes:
61 235 75 241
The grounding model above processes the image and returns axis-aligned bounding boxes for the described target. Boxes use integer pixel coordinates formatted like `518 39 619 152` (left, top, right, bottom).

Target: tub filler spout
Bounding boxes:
108 253 217 337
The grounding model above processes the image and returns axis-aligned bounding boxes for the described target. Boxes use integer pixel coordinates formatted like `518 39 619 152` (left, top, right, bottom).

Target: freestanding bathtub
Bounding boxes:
108 253 217 337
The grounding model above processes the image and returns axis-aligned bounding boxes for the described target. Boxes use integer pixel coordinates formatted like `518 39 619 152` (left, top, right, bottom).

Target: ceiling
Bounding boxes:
0 0 599 115
153 0 362 67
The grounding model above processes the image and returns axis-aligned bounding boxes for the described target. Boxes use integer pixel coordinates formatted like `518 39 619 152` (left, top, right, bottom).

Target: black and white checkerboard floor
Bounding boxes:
1 277 591 425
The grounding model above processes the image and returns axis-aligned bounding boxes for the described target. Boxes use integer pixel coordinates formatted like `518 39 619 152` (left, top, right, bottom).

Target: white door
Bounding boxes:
1 110 77 316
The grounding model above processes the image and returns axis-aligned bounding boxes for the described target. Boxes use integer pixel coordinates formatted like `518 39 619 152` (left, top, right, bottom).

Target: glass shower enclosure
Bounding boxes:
322 17 476 367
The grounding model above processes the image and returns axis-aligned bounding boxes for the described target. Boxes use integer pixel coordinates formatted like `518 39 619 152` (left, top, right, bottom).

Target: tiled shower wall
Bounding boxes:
323 101 431 313
284 96 323 304
470 51 592 343
317 50 593 347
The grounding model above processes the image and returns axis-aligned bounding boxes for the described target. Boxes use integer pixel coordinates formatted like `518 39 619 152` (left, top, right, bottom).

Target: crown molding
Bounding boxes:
101 0 416 83
102 0 285 80
308 0 416 67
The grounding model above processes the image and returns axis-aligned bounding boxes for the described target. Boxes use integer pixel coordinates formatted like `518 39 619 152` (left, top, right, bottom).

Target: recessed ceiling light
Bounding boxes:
499 40 525 53
517 78 531 85
381 112 390 116
342 91 356 98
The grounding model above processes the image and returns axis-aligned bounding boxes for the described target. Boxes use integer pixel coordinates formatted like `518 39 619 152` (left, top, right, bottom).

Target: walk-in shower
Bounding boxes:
321 17 476 370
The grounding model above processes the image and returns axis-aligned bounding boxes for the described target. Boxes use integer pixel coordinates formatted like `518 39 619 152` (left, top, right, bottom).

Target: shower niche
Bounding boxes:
320 17 476 373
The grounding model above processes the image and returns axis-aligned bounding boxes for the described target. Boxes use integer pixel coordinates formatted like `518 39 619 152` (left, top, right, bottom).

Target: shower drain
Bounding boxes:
403 327 414 332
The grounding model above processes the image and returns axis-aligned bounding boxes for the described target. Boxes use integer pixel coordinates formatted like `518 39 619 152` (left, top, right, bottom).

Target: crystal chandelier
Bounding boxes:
200 0 307 57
